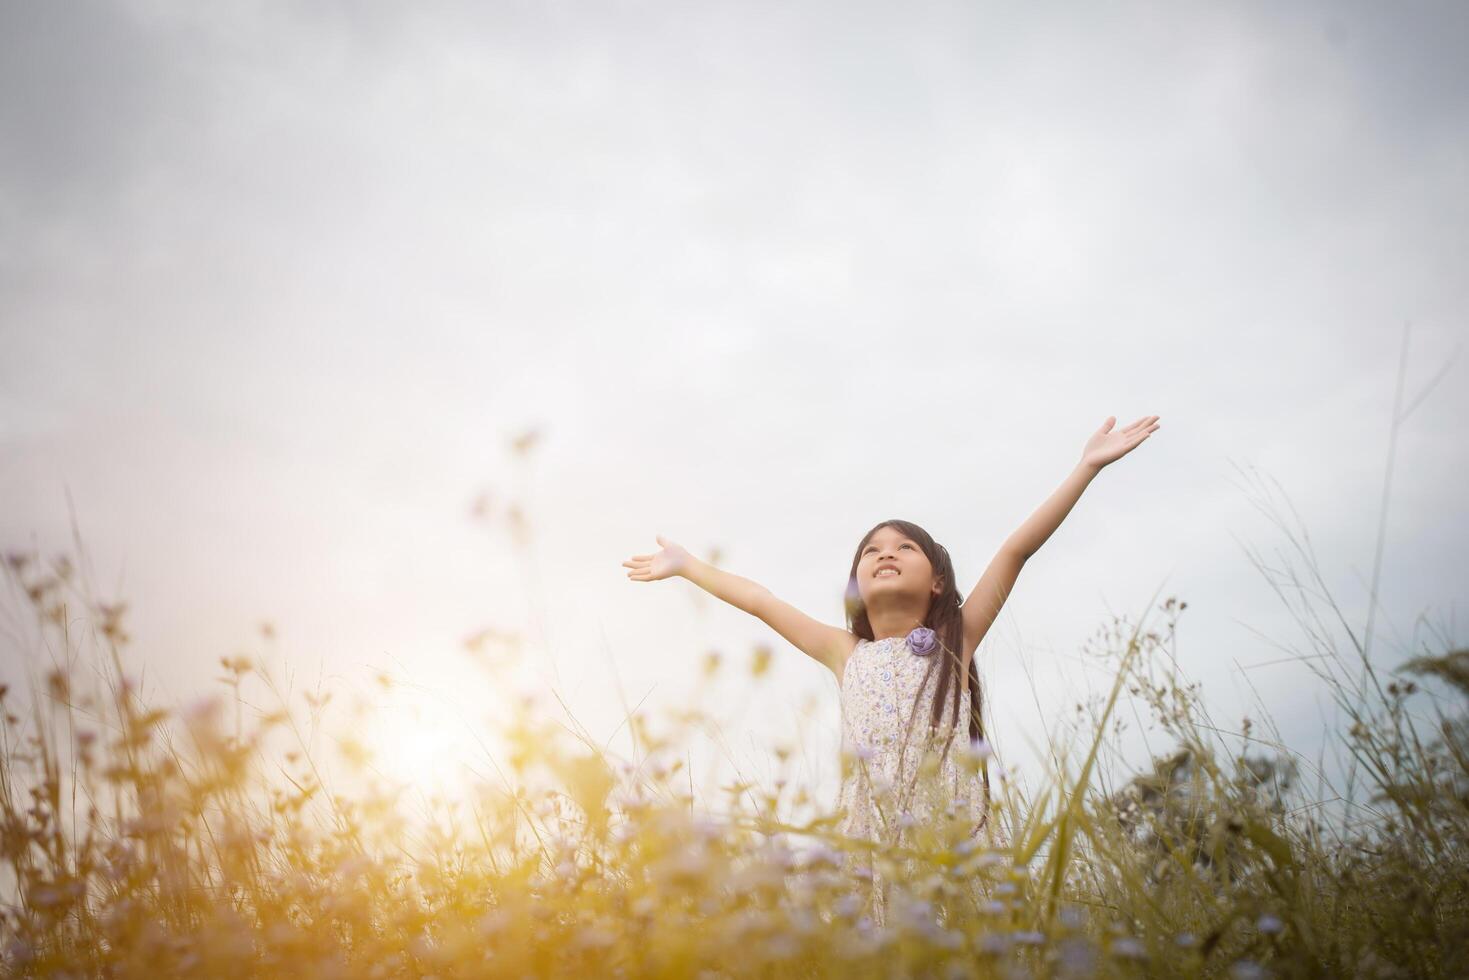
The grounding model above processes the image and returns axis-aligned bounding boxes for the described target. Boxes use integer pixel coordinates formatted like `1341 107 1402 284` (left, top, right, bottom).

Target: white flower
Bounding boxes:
477 910 511 936
1110 937 1146 959
965 738 994 761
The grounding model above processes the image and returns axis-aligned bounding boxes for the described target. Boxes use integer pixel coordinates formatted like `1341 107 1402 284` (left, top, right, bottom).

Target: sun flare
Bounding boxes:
362 699 473 798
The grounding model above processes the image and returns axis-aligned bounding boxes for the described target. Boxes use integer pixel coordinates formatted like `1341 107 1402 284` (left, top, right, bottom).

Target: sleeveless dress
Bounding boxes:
834 634 1008 925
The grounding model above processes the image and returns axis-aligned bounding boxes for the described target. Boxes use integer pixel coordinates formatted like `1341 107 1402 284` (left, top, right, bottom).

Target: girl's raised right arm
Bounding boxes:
623 534 854 677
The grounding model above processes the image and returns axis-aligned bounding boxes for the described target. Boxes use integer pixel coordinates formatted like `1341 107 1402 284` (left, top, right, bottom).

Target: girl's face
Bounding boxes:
856 525 940 604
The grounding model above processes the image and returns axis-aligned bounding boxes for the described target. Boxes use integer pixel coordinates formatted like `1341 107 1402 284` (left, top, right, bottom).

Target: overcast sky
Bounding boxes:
2 0 1465 818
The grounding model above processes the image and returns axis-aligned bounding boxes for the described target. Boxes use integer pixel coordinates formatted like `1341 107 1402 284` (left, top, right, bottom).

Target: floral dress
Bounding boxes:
834 634 1008 925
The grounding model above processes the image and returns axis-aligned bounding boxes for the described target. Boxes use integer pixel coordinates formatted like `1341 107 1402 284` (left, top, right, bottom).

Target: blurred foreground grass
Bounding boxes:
1 530 1465 978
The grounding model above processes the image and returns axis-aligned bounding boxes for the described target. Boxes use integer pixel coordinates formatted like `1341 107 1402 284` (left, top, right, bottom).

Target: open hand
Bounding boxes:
622 534 694 582
1081 414 1160 470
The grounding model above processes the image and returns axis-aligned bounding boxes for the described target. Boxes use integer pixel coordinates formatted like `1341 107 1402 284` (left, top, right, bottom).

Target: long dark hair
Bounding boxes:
843 519 992 814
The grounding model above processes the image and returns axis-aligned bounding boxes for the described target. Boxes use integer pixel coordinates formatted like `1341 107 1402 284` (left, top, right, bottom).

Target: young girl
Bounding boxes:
622 413 1160 921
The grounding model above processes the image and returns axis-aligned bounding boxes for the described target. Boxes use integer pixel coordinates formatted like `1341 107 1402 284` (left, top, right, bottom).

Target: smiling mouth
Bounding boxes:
875 569 900 578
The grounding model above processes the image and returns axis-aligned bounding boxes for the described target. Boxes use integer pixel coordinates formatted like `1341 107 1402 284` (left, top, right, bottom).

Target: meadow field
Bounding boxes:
1 506 1464 979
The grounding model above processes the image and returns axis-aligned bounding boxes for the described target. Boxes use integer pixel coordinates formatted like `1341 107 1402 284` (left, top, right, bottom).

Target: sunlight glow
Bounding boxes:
363 699 473 798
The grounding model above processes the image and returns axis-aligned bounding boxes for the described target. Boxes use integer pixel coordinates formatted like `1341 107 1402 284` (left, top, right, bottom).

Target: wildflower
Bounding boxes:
5 940 34 966
974 851 1007 870
959 738 996 775
933 928 964 950
183 697 222 726
1058 905 1086 929
1110 937 1146 959
573 927 617 951
692 815 725 840
764 934 800 959
46 670 70 701
1013 930 1046 945
1175 931 1196 947
1230 961 1268 980
1256 913 1283 935
220 654 254 675
751 645 772 677
655 844 709 885
965 737 994 760
789 908 818 935
335 855 372 881
1058 937 1097 974
761 845 796 872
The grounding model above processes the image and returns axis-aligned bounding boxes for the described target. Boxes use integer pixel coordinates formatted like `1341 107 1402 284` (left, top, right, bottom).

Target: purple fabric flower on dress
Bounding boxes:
906 626 937 656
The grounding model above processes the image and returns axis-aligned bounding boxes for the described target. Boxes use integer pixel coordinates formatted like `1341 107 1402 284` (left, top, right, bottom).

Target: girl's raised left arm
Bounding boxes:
959 414 1160 664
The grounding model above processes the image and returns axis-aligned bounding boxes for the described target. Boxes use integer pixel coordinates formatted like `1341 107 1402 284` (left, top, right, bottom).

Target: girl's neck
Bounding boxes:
867 607 926 643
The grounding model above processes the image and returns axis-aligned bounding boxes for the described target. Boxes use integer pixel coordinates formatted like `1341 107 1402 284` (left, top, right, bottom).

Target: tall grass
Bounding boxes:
1 480 1465 978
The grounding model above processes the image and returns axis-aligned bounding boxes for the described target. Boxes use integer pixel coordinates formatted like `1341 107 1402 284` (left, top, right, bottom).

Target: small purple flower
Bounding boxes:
906 626 937 657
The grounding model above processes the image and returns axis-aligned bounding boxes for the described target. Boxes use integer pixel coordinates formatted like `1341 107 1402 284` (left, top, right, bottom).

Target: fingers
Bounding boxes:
1126 424 1159 447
